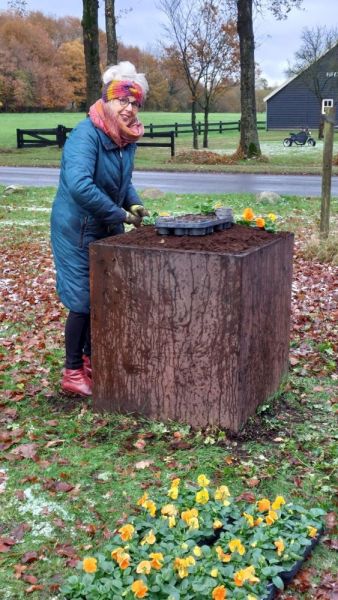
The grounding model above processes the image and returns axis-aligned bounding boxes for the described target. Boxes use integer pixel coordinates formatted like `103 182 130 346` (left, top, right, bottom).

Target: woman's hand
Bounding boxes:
129 204 150 218
124 211 142 227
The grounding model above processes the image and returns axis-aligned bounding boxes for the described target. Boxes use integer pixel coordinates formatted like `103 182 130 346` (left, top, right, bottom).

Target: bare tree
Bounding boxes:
105 0 118 65
7 0 27 15
160 0 207 149
287 26 338 137
160 0 238 149
195 6 240 148
82 0 101 109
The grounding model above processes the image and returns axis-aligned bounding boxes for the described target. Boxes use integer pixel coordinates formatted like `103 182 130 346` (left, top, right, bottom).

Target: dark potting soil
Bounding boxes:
106 224 290 254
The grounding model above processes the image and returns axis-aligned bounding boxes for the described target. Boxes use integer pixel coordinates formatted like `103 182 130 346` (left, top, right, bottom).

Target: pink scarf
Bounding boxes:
88 99 144 147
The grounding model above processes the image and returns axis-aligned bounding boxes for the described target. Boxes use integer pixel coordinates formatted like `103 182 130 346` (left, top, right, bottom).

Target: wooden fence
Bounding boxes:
16 125 175 155
16 119 267 155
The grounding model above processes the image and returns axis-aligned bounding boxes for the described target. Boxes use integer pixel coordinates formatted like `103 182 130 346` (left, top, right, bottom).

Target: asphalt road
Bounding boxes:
0 166 337 197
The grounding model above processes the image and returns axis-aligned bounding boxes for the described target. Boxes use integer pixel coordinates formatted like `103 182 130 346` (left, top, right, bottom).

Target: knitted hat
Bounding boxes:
102 80 144 106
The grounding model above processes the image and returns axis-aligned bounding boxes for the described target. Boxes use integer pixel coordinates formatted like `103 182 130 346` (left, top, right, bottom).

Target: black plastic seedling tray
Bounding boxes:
155 214 233 236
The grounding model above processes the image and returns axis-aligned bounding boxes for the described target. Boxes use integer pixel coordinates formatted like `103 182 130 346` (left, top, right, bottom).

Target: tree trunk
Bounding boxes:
191 98 199 149
236 0 261 158
203 103 209 148
82 0 101 110
105 0 118 66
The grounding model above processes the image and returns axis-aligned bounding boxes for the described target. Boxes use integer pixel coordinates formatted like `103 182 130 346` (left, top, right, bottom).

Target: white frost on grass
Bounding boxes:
0 469 8 493
0 220 44 227
14 486 72 539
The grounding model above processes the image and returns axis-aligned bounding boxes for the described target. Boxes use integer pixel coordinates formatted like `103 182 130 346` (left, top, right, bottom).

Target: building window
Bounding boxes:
322 99 334 114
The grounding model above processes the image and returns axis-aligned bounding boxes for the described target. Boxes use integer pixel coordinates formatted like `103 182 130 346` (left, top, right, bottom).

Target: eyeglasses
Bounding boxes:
117 98 140 110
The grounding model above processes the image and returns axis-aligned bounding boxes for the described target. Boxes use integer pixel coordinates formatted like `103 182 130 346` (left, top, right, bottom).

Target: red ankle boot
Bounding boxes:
82 355 92 379
61 367 92 396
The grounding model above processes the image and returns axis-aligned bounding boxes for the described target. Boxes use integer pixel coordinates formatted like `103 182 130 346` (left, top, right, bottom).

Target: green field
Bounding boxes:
1 111 337 174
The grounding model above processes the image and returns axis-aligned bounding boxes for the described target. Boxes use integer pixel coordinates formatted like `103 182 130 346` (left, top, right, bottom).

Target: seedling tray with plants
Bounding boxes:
62 475 325 600
155 213 234 236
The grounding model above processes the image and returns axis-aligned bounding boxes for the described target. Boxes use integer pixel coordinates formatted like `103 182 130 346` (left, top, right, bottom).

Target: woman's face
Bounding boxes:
109 96 140 124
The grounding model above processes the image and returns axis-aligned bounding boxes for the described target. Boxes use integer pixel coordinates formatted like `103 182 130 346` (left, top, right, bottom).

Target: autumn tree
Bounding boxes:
197 11 240 147
82 0 101 109
232 0 303 158
287 26 338 138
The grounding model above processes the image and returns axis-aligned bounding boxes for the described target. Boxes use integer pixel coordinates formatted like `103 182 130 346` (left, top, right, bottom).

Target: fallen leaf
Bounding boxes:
21 551 38 564
135 459 154 470
133 439 146 450
25 584 44 593
247 477 260 488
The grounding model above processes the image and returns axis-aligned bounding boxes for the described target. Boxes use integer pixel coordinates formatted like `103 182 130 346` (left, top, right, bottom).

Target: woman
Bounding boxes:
51 61 149 396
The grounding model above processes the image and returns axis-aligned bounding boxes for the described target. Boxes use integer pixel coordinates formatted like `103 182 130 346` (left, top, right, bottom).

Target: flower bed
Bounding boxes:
62 476 324 599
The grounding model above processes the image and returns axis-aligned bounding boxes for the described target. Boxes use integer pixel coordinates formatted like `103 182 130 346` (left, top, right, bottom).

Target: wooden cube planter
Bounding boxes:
90 226 294 432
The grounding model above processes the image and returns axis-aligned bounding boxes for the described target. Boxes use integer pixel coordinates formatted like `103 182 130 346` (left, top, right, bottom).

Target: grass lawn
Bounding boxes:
0 112 338 175
0 186 337 599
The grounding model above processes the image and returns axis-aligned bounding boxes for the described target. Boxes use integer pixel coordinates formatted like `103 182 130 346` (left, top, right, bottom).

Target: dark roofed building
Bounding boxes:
264 43 338 130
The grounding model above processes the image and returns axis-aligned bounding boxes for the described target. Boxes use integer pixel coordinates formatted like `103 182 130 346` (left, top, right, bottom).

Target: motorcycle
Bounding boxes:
283 128 316 147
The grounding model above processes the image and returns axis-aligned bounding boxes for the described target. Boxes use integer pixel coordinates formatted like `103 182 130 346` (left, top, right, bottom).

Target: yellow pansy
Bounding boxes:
308 526 318 538
213 519 223 529
242 207 254 221
168 516 176 528
171 477 180 487
254 517 263 526
215 546 231 563
212 585 227 600
173 556 195 579
136 560 152 574
131 579 148 599
197 474 210 487
274 538 285 556
140 529 156 545
272 495 286 510
210 568 219 577
268 213 277 222
214 485 231 505
161 504 178 517
118 524 135 541
144 499 157 516
116 552 131 570
193 545 202 557
82 557 97 573
196 488 209 504
243 512 254 527
149 552 163 570
168 486 179 500
247 596 257 600
136 492 148 506
266 510 278 525
234 565 259 587
257 498 271 512
229 539 246 555
111 547 124 561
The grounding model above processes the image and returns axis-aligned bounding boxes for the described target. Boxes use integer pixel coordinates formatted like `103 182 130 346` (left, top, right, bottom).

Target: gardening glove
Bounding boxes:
129 204 150 218
124 210 142 228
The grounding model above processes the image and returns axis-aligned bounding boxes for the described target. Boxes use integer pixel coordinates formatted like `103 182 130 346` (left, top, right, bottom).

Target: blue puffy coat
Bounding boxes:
51 117 142 314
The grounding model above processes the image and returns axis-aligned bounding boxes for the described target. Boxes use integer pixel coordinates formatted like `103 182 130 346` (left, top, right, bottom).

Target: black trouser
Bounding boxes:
65 311 91 370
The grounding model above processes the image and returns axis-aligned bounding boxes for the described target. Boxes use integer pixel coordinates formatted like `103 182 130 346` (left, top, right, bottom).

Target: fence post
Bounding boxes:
149 123 153 138
219 121 222 134
238 120 241 131
16 129 23 149
56 124 67 148
320 106 335 238
198 121 201 135
174 122 178 137
170 131 175 157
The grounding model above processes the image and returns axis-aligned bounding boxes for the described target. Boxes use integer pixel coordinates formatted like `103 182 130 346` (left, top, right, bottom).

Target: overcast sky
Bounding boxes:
2 0 337 86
